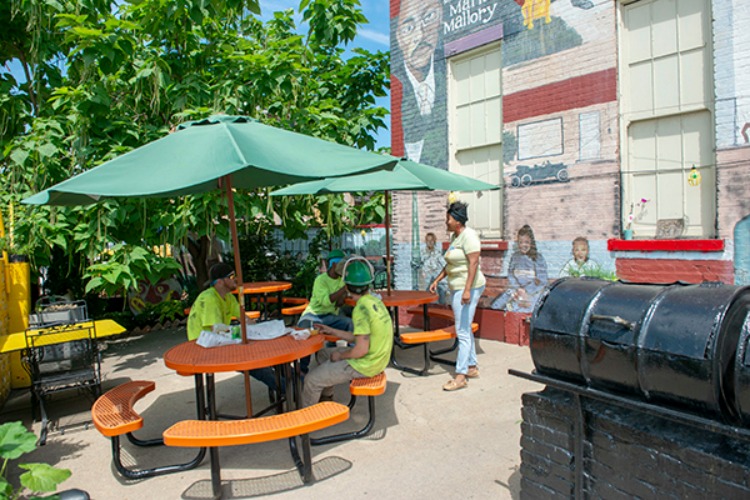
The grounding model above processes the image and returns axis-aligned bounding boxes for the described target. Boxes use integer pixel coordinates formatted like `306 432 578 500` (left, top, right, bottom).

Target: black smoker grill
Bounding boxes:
530 278 750 425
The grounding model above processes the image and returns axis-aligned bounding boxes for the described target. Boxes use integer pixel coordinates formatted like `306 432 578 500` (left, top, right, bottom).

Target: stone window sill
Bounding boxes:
607 239 724 253
442 240 509 251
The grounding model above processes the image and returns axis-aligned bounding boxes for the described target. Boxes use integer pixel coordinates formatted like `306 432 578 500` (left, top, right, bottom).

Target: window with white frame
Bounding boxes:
448 43 503 238
619 0 715 238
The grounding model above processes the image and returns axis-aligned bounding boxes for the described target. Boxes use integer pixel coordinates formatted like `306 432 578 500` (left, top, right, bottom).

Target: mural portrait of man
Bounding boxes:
393 0 447 168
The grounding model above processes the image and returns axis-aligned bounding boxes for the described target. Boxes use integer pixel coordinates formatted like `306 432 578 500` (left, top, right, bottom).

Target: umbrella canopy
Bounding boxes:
269 158 499 195
22 114 398 417
270 158 500 291
23 115 398 205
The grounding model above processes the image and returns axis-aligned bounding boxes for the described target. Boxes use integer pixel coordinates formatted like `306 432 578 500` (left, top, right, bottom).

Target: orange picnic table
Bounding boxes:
163 334 324 420
346 289 438 335
234 281 293 321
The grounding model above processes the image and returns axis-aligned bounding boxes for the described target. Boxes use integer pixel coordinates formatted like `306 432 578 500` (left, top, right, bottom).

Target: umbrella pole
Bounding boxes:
385 190 391 294
223 175 253 417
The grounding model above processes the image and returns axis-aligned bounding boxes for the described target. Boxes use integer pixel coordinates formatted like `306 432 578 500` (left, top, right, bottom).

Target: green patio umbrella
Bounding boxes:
270 158 499 195
23 115 398 416
270 158 500 291
24 115 397 205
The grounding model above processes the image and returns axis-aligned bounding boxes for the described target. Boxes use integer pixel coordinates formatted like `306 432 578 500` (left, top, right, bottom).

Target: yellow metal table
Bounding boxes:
0 319 126 353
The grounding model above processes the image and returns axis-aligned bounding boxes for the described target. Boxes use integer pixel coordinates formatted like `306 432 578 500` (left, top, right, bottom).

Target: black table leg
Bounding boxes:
195 374 206 419
204 373 222 499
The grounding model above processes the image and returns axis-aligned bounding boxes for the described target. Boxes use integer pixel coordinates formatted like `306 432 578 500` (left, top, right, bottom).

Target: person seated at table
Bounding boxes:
302 258 393 407
297 249 353 332
187 263 277 390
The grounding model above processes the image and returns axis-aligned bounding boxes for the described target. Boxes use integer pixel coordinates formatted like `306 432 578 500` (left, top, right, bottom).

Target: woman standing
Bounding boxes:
429 201 486 391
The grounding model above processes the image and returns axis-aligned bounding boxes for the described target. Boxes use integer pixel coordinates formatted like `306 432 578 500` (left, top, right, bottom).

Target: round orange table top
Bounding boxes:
345 290 438 308
237 281 292 294
164 334 323 375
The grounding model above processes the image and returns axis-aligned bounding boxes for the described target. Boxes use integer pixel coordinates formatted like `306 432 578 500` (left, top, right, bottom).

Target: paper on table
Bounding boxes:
291 329 311 341
196 330 241 348
245 319 288 340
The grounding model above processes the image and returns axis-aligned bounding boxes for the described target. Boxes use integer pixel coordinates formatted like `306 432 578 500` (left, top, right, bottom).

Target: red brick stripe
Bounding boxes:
607 239 725 252
504 68 617 123
391 76 404 158
616 258 733 284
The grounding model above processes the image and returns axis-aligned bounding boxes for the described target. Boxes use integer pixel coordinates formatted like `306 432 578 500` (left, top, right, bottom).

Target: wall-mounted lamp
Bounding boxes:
688 165 701 187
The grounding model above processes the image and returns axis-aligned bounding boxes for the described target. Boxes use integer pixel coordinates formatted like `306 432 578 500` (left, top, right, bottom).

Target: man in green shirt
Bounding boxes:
297 249 353 332
302 258 393 407
186 262 276 389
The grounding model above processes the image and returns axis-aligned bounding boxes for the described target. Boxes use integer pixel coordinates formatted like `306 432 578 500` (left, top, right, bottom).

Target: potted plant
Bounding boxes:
624 198 649 240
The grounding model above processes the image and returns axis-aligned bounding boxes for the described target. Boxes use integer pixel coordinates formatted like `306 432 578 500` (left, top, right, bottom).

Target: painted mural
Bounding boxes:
509 161 569 187
391 0 588 167
715 0 750 148
392 0 596 289
490 224 548 313
127 277 182 315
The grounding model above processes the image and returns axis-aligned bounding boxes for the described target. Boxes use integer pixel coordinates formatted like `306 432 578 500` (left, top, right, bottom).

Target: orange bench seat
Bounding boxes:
311 373 387 446
163 401 349 447
92 380 154 437
393 324 479 376
399 323 478 345
406 306 455 322
91 381 204 480
163 402 349 497
183 308 261 320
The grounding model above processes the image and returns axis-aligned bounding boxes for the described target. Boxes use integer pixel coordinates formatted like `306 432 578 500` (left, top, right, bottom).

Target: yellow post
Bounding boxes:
0 258 10 403
0 212 8 295
8 255 31 388
0 212 12 401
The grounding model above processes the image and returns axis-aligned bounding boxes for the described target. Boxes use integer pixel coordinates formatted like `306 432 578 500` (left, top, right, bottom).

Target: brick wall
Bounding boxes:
520 388 750 498
717 146 750 240
388 0 750 307
616 258 734 284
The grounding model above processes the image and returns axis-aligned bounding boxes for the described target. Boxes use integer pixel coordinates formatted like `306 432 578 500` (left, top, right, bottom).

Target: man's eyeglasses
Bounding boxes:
399 9 439 36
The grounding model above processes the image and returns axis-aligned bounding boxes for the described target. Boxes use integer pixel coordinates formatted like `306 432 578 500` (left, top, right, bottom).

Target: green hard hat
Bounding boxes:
344 259 374 286
327 249 345 263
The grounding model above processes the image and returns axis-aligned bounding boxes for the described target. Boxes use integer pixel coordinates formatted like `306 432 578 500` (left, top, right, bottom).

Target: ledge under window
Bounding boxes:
442 240 509 251
607 239 725 253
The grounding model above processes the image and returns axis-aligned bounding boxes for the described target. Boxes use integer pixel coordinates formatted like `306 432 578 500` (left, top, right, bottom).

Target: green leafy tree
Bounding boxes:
0 0 389 299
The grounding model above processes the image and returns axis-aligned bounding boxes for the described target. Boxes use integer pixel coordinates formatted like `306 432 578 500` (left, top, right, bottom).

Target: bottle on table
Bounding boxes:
230 317 241 340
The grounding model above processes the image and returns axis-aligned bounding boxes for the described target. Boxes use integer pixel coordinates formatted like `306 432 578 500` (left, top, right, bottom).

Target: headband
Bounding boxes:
448 204 468 224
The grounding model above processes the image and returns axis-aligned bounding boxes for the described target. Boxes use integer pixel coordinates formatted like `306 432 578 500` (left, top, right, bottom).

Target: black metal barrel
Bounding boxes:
728 311 750 425
531 279 750 422
582 282 664 394
529 278 612 383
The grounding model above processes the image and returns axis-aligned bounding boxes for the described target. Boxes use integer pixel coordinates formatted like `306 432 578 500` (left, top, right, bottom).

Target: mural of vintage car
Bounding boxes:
509 161 570 187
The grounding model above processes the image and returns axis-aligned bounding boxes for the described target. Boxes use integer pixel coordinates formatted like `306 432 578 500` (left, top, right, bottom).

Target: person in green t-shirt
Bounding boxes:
302 258 393 407
297 249 353 332
186 262 276 390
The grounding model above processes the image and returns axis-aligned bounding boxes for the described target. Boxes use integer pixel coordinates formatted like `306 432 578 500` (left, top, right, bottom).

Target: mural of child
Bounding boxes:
421 231 448 304
560 236 600 277
490 224 549 313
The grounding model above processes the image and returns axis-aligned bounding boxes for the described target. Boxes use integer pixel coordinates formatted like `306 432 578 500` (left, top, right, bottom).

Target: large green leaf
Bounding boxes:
18 463 71 493
0 422 37 461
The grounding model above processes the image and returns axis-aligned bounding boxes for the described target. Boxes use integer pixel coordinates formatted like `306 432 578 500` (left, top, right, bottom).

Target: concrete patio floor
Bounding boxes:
1 327 539 499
